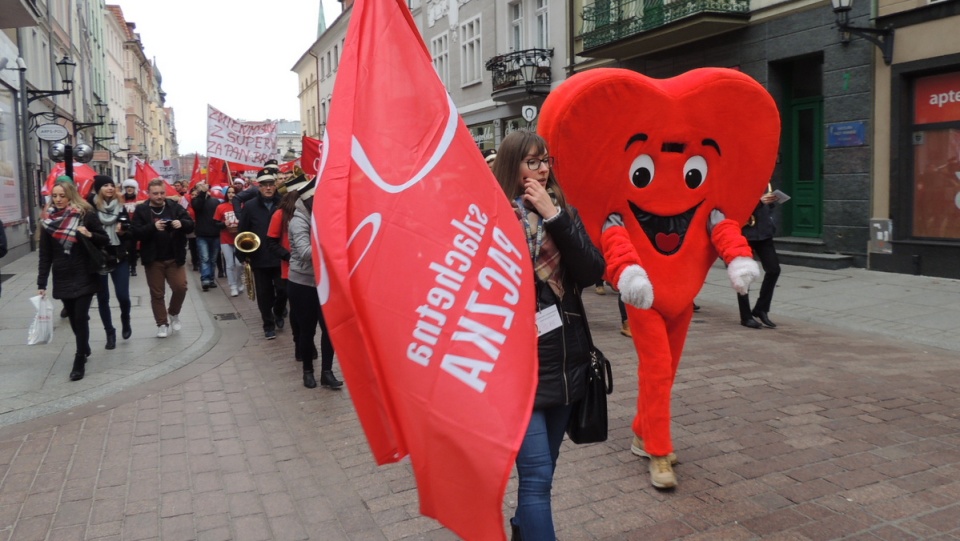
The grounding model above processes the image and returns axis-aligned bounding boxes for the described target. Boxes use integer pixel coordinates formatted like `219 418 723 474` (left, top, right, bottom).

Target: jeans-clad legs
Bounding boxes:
514 404 574 541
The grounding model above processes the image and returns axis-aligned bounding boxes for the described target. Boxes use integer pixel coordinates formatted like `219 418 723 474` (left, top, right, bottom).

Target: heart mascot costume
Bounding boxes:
539 68 781 488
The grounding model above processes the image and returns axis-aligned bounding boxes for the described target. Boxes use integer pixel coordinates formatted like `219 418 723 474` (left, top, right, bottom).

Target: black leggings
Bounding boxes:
287 280 335 373
63 294 94 357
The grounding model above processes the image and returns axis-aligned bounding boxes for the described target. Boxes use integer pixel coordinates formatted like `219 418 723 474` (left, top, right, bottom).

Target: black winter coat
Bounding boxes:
131 200 195 265
37 212 109 300
237 193 282 269
531 206 605 410
191 191 223 238
743 201 776 241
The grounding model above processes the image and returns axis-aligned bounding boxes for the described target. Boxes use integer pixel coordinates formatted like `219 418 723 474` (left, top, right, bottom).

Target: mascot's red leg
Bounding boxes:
628 305 694 457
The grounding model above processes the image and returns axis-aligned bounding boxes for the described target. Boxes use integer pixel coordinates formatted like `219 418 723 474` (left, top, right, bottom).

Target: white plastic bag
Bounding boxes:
27 295 54 345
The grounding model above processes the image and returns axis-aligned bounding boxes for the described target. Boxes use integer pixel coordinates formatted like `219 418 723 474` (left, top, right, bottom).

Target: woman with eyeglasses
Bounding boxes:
491 131 605 541
37 180 109 381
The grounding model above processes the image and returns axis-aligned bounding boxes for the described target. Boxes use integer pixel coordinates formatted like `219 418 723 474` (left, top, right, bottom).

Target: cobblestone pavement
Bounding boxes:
1 273 960 540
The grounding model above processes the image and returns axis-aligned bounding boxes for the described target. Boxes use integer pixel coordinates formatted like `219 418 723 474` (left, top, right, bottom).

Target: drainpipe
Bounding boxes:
15 29 37 250
308 51 320 136
567 0 576 77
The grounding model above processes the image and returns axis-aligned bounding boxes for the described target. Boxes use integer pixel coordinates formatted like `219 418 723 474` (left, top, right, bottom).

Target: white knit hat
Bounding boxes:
121 179 139 190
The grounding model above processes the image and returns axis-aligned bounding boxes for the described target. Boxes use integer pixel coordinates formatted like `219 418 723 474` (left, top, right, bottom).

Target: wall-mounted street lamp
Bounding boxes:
27 56 77 103
831 0 894 65
73 99 108 134
93 120 119 150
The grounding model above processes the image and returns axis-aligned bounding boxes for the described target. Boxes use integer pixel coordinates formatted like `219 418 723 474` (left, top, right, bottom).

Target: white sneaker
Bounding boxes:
170 315 181 332
156 325 169 338
238 283 245 293
230 286 239 297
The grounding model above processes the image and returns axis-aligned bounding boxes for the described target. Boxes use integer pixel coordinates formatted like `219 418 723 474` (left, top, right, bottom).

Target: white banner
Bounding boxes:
206 105 278 166
150 158 181 184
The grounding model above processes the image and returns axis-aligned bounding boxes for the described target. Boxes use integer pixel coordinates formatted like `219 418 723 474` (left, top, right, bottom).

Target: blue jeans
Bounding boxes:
97 260 131 331
196 237 221 284
514 404 574 541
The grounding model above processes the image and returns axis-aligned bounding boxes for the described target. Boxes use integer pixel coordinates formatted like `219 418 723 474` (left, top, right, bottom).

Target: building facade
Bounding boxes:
867 0 960 278
1 2 176 259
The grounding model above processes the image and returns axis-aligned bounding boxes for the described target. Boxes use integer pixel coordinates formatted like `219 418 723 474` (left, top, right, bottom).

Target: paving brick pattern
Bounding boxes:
1 289 960 540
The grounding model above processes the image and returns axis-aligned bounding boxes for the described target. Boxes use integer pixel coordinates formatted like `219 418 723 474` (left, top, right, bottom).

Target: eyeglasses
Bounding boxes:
524 156 554 171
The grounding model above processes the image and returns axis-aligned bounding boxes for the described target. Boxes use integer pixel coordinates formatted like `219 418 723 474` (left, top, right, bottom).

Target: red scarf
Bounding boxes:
42 206 82 254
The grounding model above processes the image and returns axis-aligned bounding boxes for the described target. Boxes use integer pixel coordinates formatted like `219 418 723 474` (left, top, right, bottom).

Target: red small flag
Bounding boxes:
207 157 230 187
301 136 323 176
187 154 203 191
135 161 178 198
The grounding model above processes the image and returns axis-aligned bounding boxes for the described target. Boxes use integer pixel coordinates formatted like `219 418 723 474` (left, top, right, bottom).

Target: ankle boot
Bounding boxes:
121 315 132 340
105 329 117 350
303 371 317 389
320 370 343 389
70 355 86 381
510 518 522 541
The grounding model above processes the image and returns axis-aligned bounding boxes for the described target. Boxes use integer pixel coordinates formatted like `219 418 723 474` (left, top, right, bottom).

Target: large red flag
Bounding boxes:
187 154 203 190
301 135 323 176
312 1 537 539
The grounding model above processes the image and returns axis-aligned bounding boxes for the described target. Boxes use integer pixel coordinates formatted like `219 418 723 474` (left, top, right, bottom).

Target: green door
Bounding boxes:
784 98 823 237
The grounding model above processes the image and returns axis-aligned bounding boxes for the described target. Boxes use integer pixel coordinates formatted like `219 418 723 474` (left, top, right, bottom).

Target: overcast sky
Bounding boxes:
118 1 345 156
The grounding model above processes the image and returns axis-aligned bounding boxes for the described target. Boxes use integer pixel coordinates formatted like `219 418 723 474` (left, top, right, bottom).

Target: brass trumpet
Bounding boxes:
234 232 260 301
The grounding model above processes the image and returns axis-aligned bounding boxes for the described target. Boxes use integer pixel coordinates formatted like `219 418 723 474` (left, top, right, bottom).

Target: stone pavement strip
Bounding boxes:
0 253 959 539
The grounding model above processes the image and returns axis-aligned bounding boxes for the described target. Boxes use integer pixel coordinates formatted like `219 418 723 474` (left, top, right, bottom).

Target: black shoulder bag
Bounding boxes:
566 289 614 444
79 235 118 275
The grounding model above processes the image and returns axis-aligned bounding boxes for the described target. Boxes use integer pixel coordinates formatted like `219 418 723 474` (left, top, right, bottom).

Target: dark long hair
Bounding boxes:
279 190 299 226
491 130 567 211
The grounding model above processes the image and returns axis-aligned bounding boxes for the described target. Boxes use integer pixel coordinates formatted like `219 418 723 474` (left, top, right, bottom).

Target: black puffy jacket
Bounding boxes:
530 206 605 410
743 201 776 241
37 212 109 300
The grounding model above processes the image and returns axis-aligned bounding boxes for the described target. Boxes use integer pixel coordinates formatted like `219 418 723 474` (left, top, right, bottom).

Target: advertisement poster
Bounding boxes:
0 85 21 223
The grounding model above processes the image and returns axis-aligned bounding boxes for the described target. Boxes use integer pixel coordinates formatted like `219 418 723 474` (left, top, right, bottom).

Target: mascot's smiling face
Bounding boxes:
539 68 780 313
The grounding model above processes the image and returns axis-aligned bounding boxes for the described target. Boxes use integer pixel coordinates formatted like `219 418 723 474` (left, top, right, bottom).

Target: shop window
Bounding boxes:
911 71 960 239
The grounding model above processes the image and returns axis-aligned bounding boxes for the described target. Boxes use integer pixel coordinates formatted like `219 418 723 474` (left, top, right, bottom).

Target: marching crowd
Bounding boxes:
26 141 784 541
34 159 343 391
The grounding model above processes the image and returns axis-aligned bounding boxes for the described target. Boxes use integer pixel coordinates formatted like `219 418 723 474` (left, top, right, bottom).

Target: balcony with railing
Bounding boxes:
580 0 750 59
485 49 554 103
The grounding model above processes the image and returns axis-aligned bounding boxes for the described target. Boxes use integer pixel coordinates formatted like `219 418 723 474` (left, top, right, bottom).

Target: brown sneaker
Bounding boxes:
630 435 677 464
649 456 677 489
595 285 606 295
620 321 632 337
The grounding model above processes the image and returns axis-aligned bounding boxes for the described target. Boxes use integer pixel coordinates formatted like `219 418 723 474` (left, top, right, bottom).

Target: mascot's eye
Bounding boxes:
683 155 707 189
630 154 655 188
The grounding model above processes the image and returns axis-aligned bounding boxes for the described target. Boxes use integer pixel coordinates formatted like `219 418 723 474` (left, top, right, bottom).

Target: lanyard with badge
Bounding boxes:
517 197 562 337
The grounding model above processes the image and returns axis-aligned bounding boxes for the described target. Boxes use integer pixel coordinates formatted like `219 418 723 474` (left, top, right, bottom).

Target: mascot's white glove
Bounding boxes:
727 256 760 296
617 264 654 310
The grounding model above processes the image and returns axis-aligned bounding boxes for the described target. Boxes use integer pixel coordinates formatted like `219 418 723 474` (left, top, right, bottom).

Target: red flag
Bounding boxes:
187 154 203 190
278 159 298 173
135 161 178 198
301 135 323 176
207 157 230 187
312 0 537 539
43 162 98 197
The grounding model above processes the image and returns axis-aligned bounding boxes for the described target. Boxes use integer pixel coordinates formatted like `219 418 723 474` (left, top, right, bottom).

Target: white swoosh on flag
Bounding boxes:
347 213 382 277
351 95 458 194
